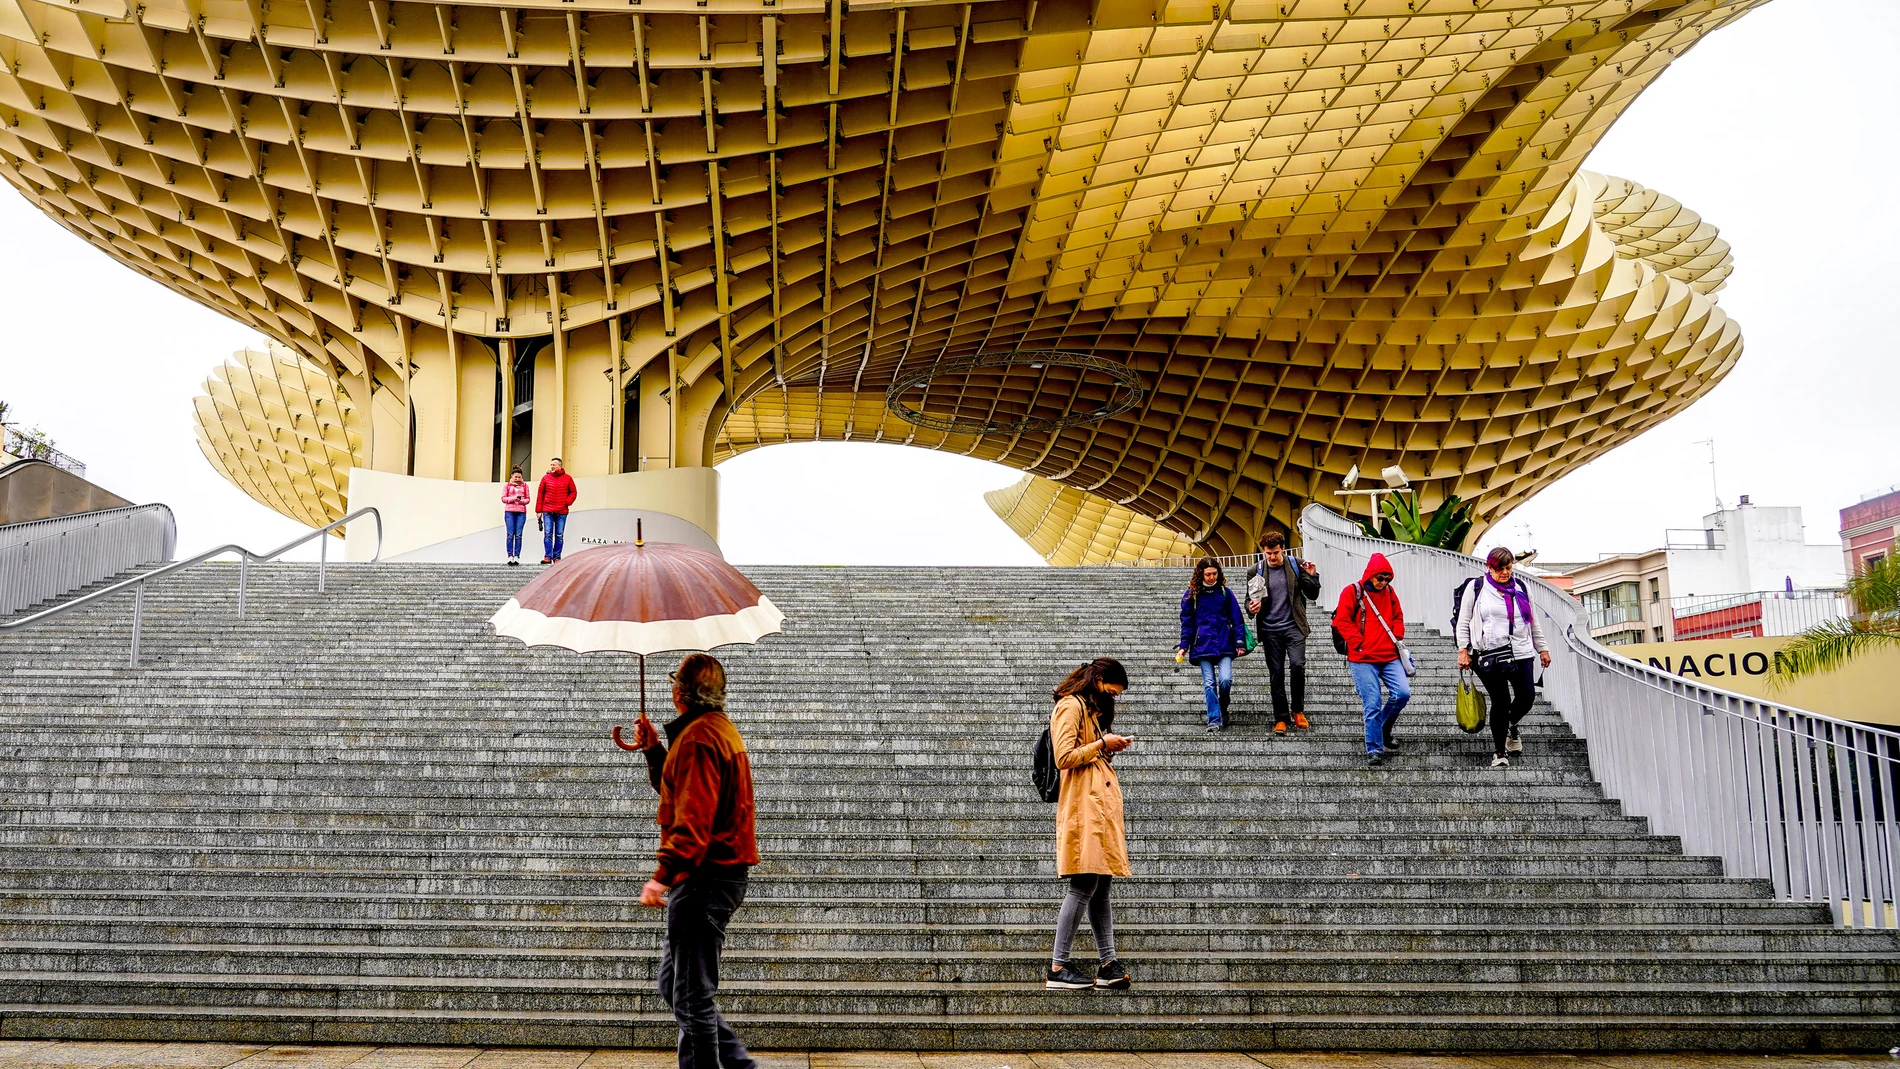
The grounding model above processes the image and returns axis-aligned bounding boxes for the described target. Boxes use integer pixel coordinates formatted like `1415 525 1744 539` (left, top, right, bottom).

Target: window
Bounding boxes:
1649 578 1661 603
1584 582 1643 629
1653 627 1665 642
1600 631 1639 646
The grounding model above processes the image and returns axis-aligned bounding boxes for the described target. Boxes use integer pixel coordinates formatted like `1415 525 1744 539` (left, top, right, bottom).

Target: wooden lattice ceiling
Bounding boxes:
0 0 1759 555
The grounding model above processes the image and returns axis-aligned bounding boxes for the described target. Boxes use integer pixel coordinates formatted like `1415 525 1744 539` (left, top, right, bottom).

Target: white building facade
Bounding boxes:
1569 497 1846 645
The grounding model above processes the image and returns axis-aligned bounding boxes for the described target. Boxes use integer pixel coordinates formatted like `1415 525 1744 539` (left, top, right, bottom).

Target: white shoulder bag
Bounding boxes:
1361 591 1416 678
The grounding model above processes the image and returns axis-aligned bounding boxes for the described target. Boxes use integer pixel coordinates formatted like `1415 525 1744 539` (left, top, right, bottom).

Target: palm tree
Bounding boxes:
1770 555 1900 686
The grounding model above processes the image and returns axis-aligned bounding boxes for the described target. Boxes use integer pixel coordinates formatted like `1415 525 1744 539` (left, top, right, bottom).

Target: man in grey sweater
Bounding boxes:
1245 530 1322 734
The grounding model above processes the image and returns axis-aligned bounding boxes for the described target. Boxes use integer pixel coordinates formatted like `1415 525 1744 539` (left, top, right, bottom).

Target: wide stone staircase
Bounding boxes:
0 563 1894 1050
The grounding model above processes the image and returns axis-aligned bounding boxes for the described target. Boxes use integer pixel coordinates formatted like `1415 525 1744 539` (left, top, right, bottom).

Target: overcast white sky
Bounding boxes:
2 0 1892 566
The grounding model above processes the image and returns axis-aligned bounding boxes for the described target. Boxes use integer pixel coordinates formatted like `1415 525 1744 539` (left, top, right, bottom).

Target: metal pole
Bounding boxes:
237 555 248 619
318 532 327 594
128 581 144 668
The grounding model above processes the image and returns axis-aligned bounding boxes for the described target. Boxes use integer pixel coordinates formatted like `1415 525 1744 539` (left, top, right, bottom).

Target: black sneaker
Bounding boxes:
1367 753 1383 767
1093 959 1131 990
540 557 553 565
1205 720 1221 733
1045 962 1092 990
1383 738 1402 753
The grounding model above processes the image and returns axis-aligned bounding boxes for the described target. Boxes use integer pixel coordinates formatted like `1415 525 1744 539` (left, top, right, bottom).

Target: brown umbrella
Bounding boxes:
488 522 784 745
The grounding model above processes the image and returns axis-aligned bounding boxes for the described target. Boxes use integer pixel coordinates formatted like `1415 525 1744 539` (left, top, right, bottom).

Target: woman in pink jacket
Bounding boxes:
501 469 531 565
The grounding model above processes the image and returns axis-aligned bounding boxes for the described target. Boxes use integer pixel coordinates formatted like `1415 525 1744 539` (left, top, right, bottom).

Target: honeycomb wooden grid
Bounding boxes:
0 0 1760 556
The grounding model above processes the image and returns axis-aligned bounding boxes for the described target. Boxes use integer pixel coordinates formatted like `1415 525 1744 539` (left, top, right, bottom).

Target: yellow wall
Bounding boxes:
456 347 497 483
561 322 615 479
1614 637 1900 728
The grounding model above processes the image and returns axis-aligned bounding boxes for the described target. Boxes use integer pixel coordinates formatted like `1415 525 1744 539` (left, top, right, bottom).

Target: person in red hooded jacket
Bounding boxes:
534 457 578 563
1333 552 1410 766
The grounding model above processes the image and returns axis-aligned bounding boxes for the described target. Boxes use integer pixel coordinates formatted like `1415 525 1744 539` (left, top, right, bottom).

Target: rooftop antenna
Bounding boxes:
1693 438 1722 511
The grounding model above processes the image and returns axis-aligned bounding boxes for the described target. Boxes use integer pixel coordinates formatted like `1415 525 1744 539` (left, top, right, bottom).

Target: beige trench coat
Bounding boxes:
1050 695 1130 878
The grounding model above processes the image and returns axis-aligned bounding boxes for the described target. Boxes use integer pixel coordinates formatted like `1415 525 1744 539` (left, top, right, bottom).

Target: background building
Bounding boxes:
1841 486 1900 576
1569 497 1845 645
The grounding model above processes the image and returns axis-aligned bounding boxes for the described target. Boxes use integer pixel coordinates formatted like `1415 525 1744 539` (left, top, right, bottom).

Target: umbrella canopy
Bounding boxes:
489 540 784 654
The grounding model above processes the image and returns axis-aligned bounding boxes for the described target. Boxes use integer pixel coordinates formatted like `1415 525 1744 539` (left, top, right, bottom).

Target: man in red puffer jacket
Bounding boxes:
535 457 578 563
1333 552 1409 767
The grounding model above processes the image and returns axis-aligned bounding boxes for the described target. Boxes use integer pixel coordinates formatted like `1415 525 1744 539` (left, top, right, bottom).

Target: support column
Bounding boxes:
549 274 568 464
609 316 625 475
498 337 516 480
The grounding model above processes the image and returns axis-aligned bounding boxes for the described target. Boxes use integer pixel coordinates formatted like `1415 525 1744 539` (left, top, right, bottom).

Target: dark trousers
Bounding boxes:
1475 655 1536 757
1258 624 1306 725
658 871 754 1069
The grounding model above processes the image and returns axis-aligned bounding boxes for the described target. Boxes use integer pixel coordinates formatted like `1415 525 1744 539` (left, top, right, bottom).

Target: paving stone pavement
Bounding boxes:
0 564 1896 1050
0 1046 1892 1069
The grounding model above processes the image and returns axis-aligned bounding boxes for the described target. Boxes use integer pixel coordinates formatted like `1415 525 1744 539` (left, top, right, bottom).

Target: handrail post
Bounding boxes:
237 555 248 619
318 533 327 594
128 581 144 668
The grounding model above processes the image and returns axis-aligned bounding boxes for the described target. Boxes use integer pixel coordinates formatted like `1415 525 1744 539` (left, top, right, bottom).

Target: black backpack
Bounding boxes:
1032 727 1060 802
1452 575 1526 635
1329 586 1362 656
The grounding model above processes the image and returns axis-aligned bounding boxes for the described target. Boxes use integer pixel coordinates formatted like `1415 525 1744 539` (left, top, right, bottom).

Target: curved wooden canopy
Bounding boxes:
0 0 1759 555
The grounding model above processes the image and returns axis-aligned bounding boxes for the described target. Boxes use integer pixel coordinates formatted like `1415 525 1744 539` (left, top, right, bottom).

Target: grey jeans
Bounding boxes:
1051 873 1116 966
658 871 755 1069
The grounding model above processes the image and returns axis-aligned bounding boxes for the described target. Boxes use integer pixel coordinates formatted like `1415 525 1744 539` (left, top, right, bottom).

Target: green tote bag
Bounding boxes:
1455 671 1488 734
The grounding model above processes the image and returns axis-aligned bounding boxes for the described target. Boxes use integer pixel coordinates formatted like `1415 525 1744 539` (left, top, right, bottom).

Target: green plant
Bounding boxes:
4 425 58 461
1356 492 1474 549
1770 555 1900 688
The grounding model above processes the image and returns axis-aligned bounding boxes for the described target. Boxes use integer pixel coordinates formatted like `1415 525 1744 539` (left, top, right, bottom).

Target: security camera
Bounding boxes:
1380 465 1410 489
1341 465 1359 490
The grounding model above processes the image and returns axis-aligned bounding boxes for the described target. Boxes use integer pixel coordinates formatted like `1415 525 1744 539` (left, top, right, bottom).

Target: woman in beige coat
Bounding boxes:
1045 657 1134 991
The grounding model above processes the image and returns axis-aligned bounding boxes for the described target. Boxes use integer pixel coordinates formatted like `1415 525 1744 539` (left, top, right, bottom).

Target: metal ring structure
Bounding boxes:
885 352 1146 437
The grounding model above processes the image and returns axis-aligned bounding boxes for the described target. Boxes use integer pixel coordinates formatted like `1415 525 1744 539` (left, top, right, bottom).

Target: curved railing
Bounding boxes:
0 504 177 616
1298 502 1900 928
0 507 383 667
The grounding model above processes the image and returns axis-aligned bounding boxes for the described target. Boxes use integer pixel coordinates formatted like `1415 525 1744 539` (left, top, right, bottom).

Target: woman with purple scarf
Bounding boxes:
1454 548 1552 768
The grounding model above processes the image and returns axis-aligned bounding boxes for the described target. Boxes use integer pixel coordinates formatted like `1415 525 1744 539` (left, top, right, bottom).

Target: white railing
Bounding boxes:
1298 503 1900 929
0 504 176 617
1107 553 1256 571
0 507 383 667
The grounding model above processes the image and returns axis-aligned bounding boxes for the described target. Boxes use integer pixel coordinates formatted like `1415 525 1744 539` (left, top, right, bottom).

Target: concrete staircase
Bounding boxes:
0 563 1894 1050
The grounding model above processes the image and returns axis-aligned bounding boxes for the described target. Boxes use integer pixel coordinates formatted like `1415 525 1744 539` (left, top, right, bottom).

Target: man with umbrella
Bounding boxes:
489 526 782 1067
628 653 758 1069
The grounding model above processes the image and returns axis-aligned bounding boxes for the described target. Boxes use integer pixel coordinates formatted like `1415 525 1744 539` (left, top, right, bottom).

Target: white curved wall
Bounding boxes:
344 467 719 562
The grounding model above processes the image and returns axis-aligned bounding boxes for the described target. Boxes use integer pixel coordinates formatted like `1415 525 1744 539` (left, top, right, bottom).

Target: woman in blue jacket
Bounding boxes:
1178 557 1248 731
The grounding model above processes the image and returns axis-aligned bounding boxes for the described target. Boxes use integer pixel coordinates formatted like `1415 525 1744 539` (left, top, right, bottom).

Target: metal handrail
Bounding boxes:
1297 502 1900 928
0 507 383 667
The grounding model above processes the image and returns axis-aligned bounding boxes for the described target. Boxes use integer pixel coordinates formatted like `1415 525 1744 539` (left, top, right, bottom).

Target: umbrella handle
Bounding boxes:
611 724 642 751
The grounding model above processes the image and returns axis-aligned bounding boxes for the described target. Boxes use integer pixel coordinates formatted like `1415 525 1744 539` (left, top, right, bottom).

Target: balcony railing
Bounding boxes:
1587 602 1646 629
1670 589 1851 640
1 428 86 478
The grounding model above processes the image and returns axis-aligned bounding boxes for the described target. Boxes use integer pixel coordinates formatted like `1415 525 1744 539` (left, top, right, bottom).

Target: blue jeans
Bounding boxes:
1348 659 1411 756
1197 656 1233 725
503 512 526 559
541 512 567 559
